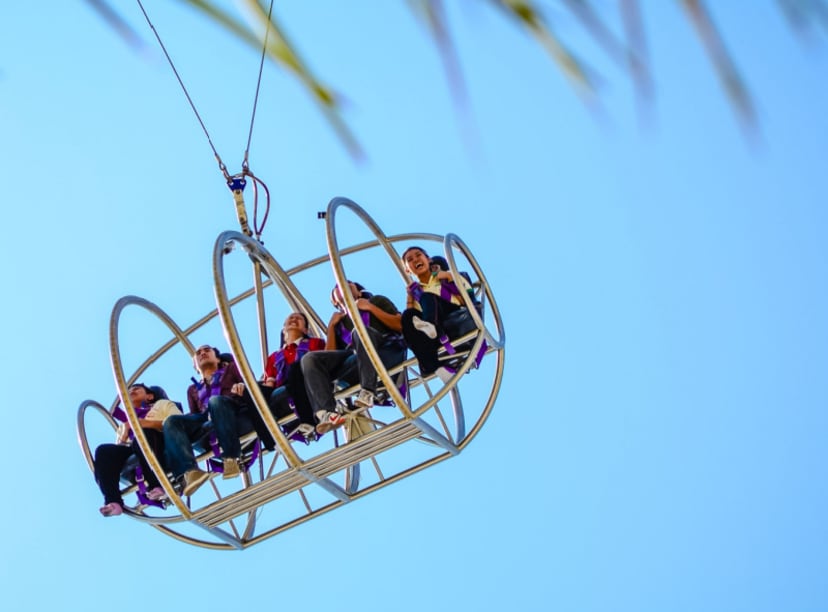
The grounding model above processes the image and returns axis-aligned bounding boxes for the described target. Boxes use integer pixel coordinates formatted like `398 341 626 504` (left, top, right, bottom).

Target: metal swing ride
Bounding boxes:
76 2 505 550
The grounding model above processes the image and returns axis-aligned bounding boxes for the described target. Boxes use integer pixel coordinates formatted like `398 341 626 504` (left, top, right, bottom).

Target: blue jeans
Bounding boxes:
163 396 254 477
164 412 208 478
164 412 208 477
208 394 254 460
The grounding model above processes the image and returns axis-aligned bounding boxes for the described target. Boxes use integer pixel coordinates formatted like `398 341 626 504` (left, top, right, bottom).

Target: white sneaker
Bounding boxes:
354 389 374 409
412 316 437 339
316 410 346 434
435 366 455 384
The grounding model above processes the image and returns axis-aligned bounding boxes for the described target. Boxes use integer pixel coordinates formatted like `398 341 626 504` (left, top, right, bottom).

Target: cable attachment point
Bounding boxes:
216 154 230 180
227 176 252 237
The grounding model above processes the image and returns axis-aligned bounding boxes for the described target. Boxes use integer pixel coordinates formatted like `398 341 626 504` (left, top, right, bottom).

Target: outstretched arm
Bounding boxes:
357 298 402 332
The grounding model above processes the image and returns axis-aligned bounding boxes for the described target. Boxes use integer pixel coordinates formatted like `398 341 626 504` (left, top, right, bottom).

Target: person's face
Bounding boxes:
333 283 359 309
283 312 308 335
404 249 430 277
128 385 151 406
194 345 219 371
430 261 442 274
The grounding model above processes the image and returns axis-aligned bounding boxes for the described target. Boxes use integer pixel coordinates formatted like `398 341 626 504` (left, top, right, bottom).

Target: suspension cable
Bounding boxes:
243 0 276 172
135 0 276 237
135 0 229 179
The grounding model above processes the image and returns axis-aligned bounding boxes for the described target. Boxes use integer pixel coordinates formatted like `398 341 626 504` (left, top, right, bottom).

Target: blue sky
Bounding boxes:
1 2 827 611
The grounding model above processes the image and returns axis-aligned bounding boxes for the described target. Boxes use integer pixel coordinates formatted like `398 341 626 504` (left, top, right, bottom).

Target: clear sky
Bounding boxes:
2 2 827 611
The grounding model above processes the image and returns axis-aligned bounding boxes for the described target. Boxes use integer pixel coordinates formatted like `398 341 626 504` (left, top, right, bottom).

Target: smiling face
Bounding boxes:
283 312 309 339
404 248 431 281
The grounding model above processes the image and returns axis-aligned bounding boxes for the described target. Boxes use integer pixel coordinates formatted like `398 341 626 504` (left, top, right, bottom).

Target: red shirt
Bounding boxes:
264 337 325 386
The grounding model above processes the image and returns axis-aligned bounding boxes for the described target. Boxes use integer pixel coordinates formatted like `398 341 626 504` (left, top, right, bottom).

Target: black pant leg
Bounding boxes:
132 429 166 489
94 443 133 505
284 361 316 426
402 308 441 375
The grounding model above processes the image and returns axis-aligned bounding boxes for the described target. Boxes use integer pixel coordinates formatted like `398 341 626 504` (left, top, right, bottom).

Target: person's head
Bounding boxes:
128 383 156 406
148 385 169 401
429 255 449 273
402 246 431 279
193 344 221 374
331 281 368 311
280 312 311 346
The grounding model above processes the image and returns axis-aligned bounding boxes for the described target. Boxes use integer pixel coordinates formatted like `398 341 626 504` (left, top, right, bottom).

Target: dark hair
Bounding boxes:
148 385 169 401
191 345 223 374
129 383 157 402
402 246 429 261
193 345 221 359
429 255 449 271
330 281 371 309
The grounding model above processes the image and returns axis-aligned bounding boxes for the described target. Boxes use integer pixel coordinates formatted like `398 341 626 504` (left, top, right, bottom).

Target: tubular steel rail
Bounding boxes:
77 198 505 550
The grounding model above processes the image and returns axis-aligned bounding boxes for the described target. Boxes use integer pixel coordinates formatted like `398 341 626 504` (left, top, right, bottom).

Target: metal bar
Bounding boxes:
252 259 270 371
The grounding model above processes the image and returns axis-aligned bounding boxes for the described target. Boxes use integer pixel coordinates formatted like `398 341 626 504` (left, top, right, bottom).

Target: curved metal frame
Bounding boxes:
76 200 505 550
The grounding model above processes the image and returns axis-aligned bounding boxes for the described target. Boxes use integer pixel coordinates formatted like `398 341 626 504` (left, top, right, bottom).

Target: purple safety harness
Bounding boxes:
195 365 227 412
271 338 317 386
411 279 488 367
113 400 167 509
112 402 153 435
336 310 409 406
195 366 261 475
337 311 372 348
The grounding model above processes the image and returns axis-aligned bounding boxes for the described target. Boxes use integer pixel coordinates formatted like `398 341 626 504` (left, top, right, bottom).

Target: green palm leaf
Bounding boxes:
494 0 600 102
183 0 363 159
86 0 827 153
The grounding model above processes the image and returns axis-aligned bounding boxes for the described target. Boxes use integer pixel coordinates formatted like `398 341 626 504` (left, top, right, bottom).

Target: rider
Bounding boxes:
94 383 181 517
301 281 406 434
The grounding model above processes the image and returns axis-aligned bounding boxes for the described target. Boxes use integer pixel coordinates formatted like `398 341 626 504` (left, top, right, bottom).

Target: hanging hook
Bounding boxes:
227 174 252 237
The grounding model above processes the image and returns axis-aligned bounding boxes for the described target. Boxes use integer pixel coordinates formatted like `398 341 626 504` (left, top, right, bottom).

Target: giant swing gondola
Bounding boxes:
75 4 505 550
77 198 505 549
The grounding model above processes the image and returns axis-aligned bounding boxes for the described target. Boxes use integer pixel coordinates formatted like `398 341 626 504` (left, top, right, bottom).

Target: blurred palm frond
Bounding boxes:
407 0 469 107
86 0 827 154
85 0 147 52
776 0 828 36
619 0 654 113
187 0 363 159
679 0 756 133
494 0 600 102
